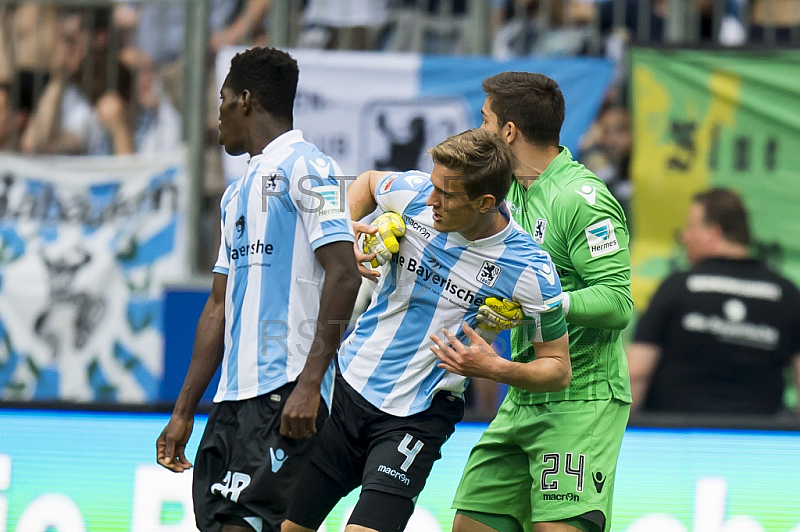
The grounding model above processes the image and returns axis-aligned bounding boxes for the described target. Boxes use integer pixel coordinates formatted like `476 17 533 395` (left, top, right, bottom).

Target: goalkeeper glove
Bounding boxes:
475 297 523 344
362 211 405 268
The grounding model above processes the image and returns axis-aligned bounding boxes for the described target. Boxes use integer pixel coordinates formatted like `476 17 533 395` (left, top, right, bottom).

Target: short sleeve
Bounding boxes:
514 260 564 316
375 171 430 215
212 189 233 275
289 156 354 251
513 259 566 342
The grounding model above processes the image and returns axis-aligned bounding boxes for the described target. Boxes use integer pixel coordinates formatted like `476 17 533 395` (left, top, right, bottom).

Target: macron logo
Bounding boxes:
270 447 287 473
575 185 597 205
538 263 556 285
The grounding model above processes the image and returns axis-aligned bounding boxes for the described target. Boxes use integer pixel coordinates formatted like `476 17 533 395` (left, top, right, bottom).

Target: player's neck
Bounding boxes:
512 144 559 189
714 242 750 260
459 211 508 242
247 119 293 156
694 241 750 265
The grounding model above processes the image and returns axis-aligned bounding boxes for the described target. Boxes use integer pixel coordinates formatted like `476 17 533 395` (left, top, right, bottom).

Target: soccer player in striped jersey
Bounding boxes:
282 128 570 532
155 47 361 532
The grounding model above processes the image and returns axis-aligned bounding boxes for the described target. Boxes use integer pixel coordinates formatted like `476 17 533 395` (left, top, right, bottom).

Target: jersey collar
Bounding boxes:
447 212 514 248
252 129 306 162
514 145 572 196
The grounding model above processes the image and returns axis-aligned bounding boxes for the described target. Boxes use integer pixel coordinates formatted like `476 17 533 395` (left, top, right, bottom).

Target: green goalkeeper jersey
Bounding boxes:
506 147 633 405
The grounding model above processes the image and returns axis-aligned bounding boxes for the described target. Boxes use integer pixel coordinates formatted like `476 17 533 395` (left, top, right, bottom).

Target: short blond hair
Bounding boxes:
428 128 514 204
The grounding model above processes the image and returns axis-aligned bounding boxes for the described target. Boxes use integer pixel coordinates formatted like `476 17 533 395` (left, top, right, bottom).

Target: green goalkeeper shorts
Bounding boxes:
453 395 630 532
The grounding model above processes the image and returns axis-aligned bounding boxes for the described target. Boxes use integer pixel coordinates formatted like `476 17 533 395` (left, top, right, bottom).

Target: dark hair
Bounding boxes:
482 72 565 146
429 128 514 205
227 47 298 125
693 188 751 246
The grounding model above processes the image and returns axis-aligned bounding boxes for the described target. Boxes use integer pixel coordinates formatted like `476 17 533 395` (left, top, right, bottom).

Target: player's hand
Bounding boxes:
362 212 405 268
280 382 321 440
430 322 501 379
475 297 523 344
352 221 381 282
156 415 194 472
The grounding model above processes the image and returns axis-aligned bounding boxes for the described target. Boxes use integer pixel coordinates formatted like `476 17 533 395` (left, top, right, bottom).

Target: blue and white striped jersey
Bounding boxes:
212 129 353 405
340 171 563 416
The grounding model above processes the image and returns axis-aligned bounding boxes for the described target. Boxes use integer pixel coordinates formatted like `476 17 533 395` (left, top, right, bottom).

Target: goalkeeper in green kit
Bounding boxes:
442 72 633 532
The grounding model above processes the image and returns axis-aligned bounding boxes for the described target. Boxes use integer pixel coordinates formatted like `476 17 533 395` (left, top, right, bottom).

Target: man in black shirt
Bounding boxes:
629 188 800 415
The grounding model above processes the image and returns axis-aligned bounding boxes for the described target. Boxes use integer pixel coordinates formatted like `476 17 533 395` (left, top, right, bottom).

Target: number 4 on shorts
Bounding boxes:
541 452 585 492
397 434 424 472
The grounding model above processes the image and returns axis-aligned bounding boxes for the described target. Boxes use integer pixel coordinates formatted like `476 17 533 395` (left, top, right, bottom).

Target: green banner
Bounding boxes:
629 48 800 307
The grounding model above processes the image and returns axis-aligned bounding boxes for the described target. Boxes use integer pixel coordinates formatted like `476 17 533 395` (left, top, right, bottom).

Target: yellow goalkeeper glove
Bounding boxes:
362 211 406 268
475 297 523 344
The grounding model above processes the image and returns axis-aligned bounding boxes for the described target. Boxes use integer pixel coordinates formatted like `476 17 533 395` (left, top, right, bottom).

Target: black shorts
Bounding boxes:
192 382 328 532
293 374 464 520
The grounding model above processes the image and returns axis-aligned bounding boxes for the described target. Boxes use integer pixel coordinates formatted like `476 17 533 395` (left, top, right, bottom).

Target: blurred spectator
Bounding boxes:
131 63 181 154
91 62 182 155
0 3 59 135
748 0 800 45
492 0 596 58
19 8 95 154
20 8 180 156
0 84 19 151
300 0 389 50
628 188 800 416
123 0 268 68
579 101 632 212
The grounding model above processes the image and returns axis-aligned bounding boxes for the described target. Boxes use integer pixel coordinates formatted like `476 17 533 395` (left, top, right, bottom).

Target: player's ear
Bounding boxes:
240 90 252 114
476 194 496 214
504 122 519 144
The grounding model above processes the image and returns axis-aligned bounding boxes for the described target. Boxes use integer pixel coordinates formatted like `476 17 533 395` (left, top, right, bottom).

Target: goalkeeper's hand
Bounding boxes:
361 211 405 268
475 297 523 344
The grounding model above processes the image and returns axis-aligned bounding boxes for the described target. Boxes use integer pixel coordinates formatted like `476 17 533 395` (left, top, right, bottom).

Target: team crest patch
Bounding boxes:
263 172 283 193
533 218 547 244
584 219 620 257
477 260 502 287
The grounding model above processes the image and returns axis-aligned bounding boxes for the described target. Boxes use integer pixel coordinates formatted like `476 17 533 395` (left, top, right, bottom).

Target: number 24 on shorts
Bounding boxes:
541 452 585 492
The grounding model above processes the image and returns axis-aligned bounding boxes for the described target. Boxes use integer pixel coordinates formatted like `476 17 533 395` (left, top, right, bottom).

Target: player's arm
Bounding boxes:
627 342 661 411
348 170 392 221
431 318 571 393
281 240 361 438
627 274 679 411
348 170 392 280
561 189 633 330
156 272 226 472
20 75 85 154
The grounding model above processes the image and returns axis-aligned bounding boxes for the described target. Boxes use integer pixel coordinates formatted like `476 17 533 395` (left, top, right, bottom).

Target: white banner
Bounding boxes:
0 152 188 402
216 49 471 182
